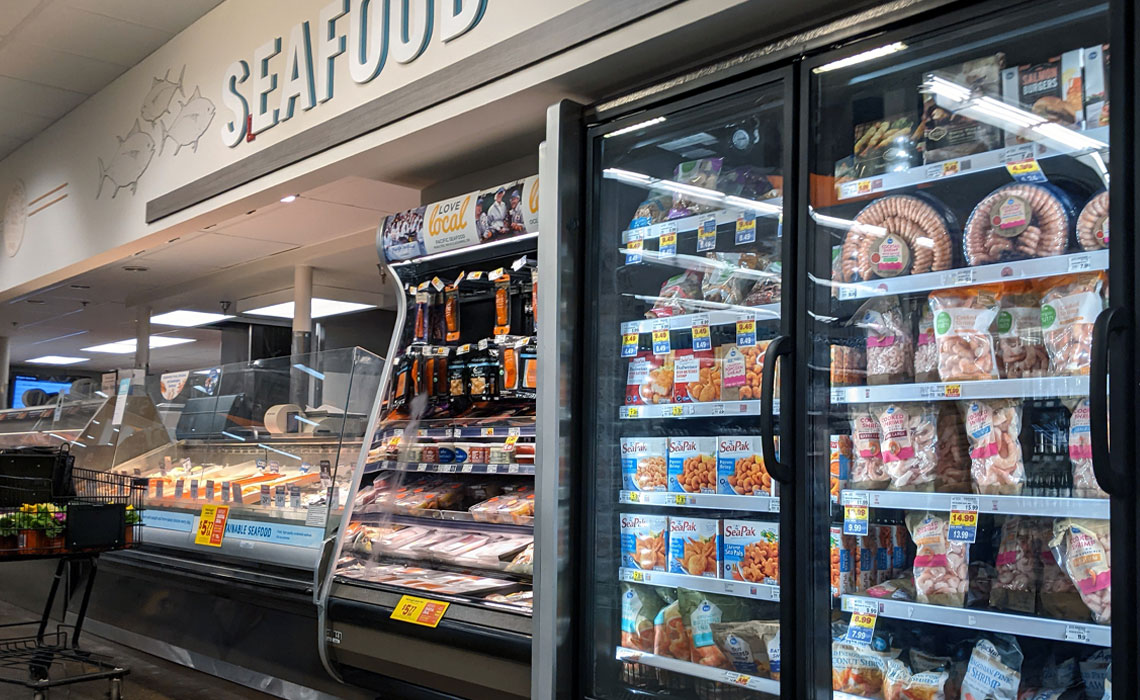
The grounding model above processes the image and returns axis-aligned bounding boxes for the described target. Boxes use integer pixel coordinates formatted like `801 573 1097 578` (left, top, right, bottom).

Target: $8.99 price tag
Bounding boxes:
844 611 878 646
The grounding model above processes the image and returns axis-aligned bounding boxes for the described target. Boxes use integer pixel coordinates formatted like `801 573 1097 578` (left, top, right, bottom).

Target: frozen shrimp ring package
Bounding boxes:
929 285 1000 381
963 182 1075 265
1076 190 1109 251
1050 518 1112 624
906 510 968 608
837 193 956 283
1040 272 1106 376
962 399 1025 495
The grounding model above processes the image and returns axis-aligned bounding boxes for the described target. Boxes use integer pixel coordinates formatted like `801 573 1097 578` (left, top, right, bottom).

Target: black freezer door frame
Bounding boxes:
796 0 1137 697
577 63 800 700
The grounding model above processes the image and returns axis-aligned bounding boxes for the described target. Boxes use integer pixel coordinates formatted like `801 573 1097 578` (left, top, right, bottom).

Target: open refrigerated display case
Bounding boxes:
803 1 1130 698
579 76 796 699
319 179 539 699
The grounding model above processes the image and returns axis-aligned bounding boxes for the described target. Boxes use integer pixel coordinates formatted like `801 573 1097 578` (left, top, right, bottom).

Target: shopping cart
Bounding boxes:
0 445 144 699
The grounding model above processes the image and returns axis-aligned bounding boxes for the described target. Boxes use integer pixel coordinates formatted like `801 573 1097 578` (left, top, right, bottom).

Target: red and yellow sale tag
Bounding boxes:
195 504 229 547
391 595 450 628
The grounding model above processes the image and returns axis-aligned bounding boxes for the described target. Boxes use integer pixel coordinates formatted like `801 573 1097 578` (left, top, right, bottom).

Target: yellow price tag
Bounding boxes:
844 505 868 521
949 510 978 527
944 384 961 398
387 435 401 447
674 494 688 505
195 504 229 547
732 674 752 686
390 595 450 627
504 434 519 446
626 406 640 418
692 325 710 340
482 427 496 436
850 612 877 628
671 405 683 416
941 160 960 176
857 180 872 193
630 570 644 582
737 320 755 335
627 492 640 503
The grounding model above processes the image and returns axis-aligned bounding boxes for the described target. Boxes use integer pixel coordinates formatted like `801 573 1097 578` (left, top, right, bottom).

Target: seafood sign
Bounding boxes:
140 66 186 123
97 120 155 199
160 87 216 157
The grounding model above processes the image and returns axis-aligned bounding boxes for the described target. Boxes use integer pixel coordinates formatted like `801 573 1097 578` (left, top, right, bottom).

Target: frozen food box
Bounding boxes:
852 113 918 177
890 523 908 578
873 525 892 585
1001 49 1083 144
621 437 668 492
668 516 721 578
717 436 776 496
922 53 1005 163
723 519 779 584
626 352 673 406
673 348 720 403
830 526 855 598
856 533 877 592
620 513 668 571
830 434 852 503
668 436 717 494
1084 44 1109 128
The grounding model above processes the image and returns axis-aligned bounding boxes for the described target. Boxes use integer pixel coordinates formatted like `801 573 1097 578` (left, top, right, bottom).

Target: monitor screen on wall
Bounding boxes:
11 375 72 409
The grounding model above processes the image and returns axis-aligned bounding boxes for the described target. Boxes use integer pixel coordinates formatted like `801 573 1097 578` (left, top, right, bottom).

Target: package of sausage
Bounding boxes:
668 436 717 494
717 436 775 496
625 352 673 405
929 285 1001 381
1050 518 1112 624
1040 272 1107 376
620 437 668 492
443 273 463 343
963 183 1076 265
1077 190 1109 251
669 517 721 578
619 513 667 571
722 520 778 584
907 511 968 607
673 348 720 403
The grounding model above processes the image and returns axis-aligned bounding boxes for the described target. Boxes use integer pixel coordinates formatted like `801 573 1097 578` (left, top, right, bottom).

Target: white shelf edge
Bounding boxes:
833 250 1108 301
841 595 1110 646
619 400 776 420
619 567 780 602
834 126 1109 202
619 490 779 513
840 489 1109 519
831 376 1090 404
620 202 782 244
615 647 781 694
620 304 782 334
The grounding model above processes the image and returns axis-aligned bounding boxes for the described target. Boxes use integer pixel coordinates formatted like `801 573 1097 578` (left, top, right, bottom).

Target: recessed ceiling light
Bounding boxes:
280 194 298 203
27 355 88 365
25 299 45 304
82 336 195 354
69 284 90 290
122 265 149 273
244 298 375 319
151 310 233 327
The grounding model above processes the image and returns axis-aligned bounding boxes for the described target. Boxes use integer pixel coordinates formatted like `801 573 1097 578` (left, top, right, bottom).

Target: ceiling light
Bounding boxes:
244 298 375 319
82 337 195 354
151 310 233 327
280 194 298 203
27 355 88 365
813 42 908 73
604 116 666 138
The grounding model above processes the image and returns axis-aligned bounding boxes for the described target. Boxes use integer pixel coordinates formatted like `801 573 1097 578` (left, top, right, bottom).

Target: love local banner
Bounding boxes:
381 175 539 262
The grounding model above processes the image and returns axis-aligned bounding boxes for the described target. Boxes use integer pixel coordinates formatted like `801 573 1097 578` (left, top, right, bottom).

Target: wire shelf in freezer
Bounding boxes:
619 490 779 513
840 595 1109 647
830 376 1089 404
615 647 782 694
839 489 1109 519
620 400 775 420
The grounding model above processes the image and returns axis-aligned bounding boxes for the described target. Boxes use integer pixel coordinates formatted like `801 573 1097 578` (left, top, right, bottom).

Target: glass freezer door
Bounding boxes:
805 2 1118 698
584 77 792 699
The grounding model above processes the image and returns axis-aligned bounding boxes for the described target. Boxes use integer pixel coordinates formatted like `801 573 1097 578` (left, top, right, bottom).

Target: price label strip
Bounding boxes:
390 595 450 628
842 492 869 536
948 496 979 543
652 329 671 355
736 319 756 347
625 240 643 265
195 504 229 547
735 216 757 245
697 217 717 252
621 332 639 358
659 231 677 258
844 600 879 647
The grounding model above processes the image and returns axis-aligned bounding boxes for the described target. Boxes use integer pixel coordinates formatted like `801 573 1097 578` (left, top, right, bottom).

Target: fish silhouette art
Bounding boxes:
140 65 186 123
97 120 155 199
159 86 216 157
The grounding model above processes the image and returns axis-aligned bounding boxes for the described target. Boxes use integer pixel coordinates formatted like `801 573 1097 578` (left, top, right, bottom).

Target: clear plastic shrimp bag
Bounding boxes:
914 300 939 383
1040 273 1106 376
995 281 1048 378
1050 519 1112 625
989 516 1042 614
874 403 938 492
962 399 1025 496
935 405 970 493
906 511 968 608
852 296 914 385
1066 397 1108 499
850 408 889 490
929 285 1000 381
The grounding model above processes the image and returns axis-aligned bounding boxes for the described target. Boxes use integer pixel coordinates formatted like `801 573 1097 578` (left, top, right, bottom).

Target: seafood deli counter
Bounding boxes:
84 348 386 696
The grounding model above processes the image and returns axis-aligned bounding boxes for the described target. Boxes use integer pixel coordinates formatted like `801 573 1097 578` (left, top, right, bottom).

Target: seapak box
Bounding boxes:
717 436 776 496
856 533 877 592
619 513 668 571
668 516 721 578
620 437 668 492
723 519 779 584
668 436 717 494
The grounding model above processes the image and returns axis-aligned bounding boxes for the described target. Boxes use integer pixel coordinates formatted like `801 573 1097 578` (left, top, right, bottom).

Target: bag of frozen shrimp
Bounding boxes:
1050 519 1112 625
906 511 968 608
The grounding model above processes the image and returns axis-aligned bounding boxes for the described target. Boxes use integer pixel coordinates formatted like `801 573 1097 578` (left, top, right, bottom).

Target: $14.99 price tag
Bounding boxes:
948 496 979 543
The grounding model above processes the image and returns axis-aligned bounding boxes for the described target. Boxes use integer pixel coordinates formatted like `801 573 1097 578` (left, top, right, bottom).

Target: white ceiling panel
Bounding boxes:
61 0 222 34
212 199 385 245
0 40 126 93
179 233 299 267
0 0 40 36
0 107 54 142
15 3 169 67
0 134 26 160
303 177 420 213
0 75 85 119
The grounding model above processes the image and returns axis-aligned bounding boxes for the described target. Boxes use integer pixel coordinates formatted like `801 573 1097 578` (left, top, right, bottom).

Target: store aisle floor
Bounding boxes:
0 599 274 699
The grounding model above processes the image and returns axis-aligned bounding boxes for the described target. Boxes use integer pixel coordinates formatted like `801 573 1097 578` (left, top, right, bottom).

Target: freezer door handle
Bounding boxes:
761 335 793 485
1090 306 1127 497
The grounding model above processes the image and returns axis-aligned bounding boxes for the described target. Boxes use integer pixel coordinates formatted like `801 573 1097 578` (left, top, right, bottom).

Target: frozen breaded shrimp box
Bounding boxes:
620 437 668 492
723 520 779 585
830 526 855 598
668 516 721 579
717 436 776 496
620 513 668 571
667 436 717 494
